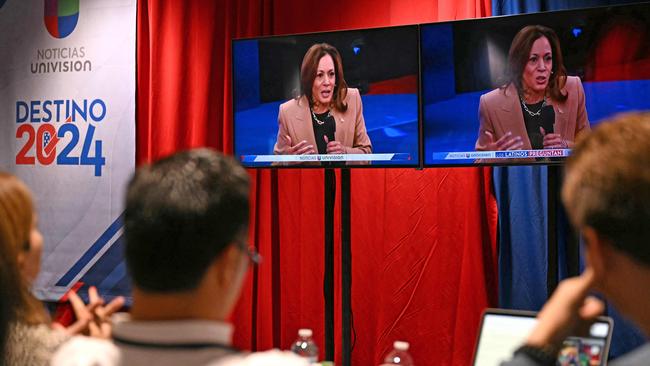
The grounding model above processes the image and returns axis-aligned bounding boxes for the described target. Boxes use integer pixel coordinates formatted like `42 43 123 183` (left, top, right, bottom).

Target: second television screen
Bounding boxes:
233 26 419 168
421 3 650 166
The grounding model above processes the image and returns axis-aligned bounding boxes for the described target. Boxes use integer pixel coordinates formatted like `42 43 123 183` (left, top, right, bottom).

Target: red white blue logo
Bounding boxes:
44 0 79 39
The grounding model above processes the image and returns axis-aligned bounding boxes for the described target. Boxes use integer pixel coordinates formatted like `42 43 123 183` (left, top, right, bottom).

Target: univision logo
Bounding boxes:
44 0 79 39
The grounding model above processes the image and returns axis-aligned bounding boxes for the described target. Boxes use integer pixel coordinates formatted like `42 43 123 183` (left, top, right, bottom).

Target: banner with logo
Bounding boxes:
0 0 136 301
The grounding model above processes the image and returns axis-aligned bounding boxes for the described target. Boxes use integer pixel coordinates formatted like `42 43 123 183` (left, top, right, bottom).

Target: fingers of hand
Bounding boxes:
68 291 90 319
326 141 343 154
283 135 292 146
289 140 309 154
496 133 523 150
100 321 112 339
88 286 104 310
543 134 564 148
484 130 495 142
294 143 315 155
103 296 125 317
580 296 605 320
555 271 597 309
88 320 102 338
64 320 90 336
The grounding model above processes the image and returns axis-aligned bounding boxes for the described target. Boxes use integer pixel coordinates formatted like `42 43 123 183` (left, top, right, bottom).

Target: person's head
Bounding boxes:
562 112 650 299
124 149 251 309
299 43 349 112
506 25 568 102
0 173 47 325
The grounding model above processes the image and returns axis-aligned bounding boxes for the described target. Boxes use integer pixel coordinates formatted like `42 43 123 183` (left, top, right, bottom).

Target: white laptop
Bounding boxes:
473 308 613 366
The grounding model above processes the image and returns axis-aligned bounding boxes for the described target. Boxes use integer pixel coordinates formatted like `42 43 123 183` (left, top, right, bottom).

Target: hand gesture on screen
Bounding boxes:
277 135 315 155
483 131 524 151
324 136 345 154
540 127 567 149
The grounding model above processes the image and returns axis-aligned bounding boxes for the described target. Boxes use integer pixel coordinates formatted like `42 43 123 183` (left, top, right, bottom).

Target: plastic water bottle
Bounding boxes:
382 341 414 366
290 328 319 363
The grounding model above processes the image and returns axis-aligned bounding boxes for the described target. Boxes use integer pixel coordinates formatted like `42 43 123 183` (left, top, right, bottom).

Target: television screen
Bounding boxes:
232 26 420 168
421 3 650 166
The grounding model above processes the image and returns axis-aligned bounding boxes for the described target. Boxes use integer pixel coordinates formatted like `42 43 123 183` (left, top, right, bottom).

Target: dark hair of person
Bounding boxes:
299 43 349 112
0 173 49 328
505 25 568 103
124 149 250 293
563 112 650 265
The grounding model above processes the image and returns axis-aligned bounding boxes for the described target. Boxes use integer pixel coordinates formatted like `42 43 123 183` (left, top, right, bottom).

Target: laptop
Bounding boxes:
473 308 613 366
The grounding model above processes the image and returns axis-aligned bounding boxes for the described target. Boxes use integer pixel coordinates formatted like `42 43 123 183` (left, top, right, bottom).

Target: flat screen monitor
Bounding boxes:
421 3 650 166
232 26 420 168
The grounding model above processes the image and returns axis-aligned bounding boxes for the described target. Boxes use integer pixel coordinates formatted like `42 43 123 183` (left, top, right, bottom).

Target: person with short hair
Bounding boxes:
504 112 650 365
52 149 307 366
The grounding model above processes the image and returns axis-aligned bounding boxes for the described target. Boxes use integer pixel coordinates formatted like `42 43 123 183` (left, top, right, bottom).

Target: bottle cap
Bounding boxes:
299 328 313 337
394 341 409 351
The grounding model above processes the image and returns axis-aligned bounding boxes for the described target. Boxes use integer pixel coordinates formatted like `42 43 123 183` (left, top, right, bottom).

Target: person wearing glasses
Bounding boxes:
52 149 307 366
475 25 590 153
273 43 372 161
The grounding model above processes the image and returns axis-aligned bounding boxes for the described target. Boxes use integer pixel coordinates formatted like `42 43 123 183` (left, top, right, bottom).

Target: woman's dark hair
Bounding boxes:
505 25 568 102
299 43 349 112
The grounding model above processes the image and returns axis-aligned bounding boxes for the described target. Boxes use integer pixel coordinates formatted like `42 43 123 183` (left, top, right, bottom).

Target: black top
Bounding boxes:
520 100 545 150
311 110 336 154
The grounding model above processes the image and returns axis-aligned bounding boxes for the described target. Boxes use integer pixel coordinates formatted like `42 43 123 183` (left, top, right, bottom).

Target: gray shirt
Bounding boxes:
51 313 309 366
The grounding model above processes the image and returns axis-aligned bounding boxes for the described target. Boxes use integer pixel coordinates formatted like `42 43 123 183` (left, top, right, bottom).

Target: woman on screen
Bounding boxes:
475 25 590 152
273 43 372 157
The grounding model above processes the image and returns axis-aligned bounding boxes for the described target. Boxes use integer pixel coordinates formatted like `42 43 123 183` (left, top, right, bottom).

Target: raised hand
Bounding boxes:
324 135 345 154
540 127 567 149
526 268 604 351
278 135 315 155
483 131 524 151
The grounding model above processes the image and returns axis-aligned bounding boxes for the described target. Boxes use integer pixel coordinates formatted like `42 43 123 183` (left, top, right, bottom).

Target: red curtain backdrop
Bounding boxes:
136 1 497 365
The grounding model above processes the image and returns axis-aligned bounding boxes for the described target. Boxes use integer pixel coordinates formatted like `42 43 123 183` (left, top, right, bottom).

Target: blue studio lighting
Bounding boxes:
572 27 583 38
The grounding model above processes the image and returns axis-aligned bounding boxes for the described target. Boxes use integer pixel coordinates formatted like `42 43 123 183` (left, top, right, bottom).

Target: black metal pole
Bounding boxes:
559 167 581 277
341 169 352 366
547 166 559 297
324 170 335 360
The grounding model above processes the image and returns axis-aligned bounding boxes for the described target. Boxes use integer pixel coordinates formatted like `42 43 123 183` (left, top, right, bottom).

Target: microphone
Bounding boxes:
325 118 336 144
528 105 555 149
540 105 555 134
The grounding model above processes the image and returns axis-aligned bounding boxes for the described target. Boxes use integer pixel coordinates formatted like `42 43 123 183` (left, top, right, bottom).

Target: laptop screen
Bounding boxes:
473 309 612 366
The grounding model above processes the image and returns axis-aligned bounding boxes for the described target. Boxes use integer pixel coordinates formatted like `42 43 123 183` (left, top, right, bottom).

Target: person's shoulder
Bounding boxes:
346 87 360 97
213 349 309 366
611 343 650 366
280 96 306 113
50 335 121 366
564 76 583 90
481 86 511 105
